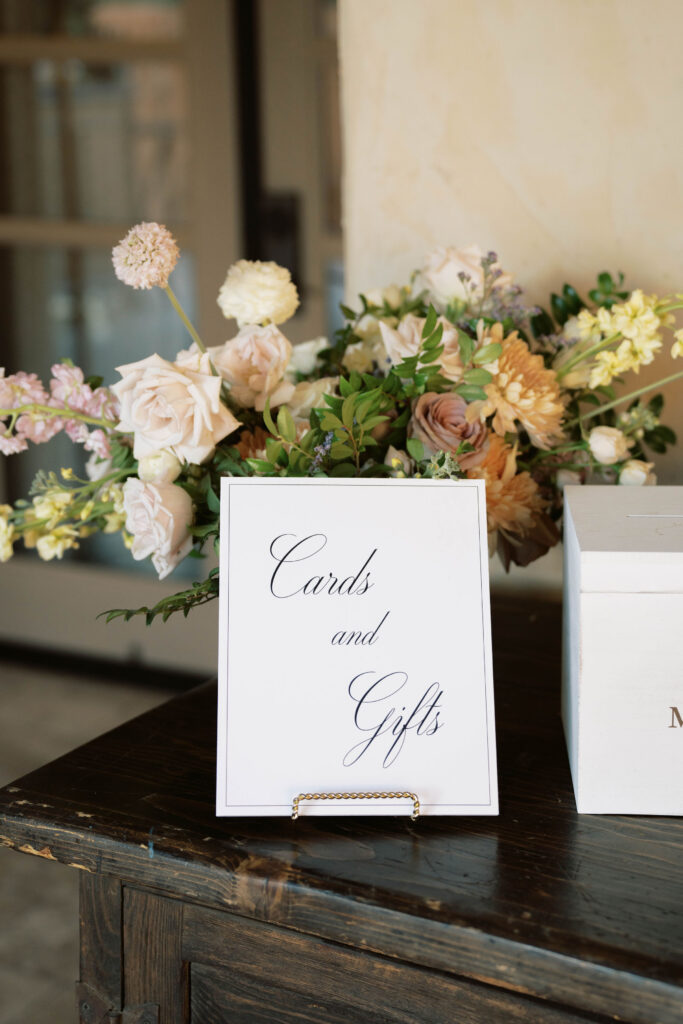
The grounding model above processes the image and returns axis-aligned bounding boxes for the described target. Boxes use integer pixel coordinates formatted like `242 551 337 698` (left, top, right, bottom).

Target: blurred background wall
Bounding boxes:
338 0 683 588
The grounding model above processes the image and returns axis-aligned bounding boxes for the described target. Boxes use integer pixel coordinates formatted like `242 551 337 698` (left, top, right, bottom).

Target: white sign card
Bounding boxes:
216 478 498 817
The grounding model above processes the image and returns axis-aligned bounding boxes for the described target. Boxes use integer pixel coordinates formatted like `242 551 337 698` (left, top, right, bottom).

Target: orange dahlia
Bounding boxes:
467 323 564 449
468 434 546 542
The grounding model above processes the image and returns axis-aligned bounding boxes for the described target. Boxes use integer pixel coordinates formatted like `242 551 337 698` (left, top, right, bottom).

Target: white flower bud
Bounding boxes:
619 459 657 486
138 450 182 484
588 426 631 465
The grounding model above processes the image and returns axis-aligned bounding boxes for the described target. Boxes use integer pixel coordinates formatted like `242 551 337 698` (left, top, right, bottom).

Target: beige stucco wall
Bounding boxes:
339 0 683 590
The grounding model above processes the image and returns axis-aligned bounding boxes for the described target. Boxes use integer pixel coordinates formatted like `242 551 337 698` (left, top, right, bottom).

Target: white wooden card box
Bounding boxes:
562 486 683 814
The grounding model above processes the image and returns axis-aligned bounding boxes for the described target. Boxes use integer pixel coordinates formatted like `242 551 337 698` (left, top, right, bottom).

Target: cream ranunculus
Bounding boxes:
137 449 182 484
113 353 240 464
588 426 632 466
209 325 295 411
619 459 657 485
123 477 193 580
417 245 513 310
379 314 464 382
217 259 299 327
286 377 338 422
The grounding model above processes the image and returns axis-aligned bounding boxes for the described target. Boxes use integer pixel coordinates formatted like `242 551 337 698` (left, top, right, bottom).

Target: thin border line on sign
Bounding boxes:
222 479 492 810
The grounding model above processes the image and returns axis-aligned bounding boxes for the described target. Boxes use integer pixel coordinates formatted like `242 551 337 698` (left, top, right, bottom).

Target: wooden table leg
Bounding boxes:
122 887 188 1024
77 874 124 1023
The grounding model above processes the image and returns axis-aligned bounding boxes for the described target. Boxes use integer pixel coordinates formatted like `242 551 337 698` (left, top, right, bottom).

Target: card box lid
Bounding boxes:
564 485 683 593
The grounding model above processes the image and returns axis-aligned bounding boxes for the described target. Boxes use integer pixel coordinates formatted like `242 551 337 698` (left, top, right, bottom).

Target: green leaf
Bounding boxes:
339 377 353 398
320 412 342 431
653 425 676 444
206 485 221 514
406 438 425 461
341 394 356 430
597 271 614 291
458 330 475 366
263 398 277 435
265 438 284 464
550 293 569 326
340 303 357 320
422 304 438 338
422 323 443 353
472 342 502 365
562 283 584 315
245 458 276 475
330 462 356 477
530 308 555 338
463 368 492 386
648 393 664 416
361 414 389 431
454 383 487 402
276 405 296 442
330 442 354 459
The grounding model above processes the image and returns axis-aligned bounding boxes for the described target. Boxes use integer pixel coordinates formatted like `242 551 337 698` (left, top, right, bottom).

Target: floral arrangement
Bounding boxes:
1 227 682 621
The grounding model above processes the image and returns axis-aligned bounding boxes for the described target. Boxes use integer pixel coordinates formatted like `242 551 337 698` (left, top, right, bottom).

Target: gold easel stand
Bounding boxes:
291 791 420 820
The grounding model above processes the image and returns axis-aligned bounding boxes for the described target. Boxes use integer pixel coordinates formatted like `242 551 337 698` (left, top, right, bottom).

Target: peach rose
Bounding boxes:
209 325 295 411
417 245 513 309
286 377 338 422
113 353 240 464
379 314 464 382
409 392 489 469
122 478 193 580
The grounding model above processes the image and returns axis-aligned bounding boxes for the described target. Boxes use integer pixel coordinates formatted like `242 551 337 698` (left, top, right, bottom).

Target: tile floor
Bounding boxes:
0 662 171 1024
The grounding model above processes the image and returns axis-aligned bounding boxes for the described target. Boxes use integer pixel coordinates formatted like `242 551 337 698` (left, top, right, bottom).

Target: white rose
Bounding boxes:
138 450 182 484
286 377 338 422
555 468 582 490
288 337 328 377
123 477 193 580
209 325 295 411
588 426 632 465
417 245 513 309
217 259 299 327
113 353 240 464
379 314 464 382
619 459 657 486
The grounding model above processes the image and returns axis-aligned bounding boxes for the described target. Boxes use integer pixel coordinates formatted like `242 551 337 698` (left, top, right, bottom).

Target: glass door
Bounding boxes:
0 0 240 672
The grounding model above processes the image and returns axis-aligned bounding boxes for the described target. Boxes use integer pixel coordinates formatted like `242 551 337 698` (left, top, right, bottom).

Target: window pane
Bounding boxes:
2 243 197 573
0 0 183 39
0 59 188 223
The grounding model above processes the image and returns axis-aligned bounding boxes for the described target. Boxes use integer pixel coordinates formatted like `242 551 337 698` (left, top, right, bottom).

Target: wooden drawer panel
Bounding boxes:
184 903 601 1024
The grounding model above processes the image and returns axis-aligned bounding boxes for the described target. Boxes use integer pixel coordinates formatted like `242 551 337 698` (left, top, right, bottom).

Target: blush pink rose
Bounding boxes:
209 324 295 411
409 392 489 469
112 353 240 464
122 477 193 580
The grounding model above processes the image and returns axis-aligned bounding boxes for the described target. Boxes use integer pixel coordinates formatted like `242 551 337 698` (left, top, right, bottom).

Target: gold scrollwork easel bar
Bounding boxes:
291 791 420 820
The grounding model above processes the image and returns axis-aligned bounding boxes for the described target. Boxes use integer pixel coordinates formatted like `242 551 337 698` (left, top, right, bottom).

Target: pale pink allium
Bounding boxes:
112 222 179 290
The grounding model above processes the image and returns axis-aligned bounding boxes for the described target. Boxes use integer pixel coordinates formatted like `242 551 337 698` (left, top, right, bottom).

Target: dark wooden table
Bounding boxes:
1 599 681 1024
